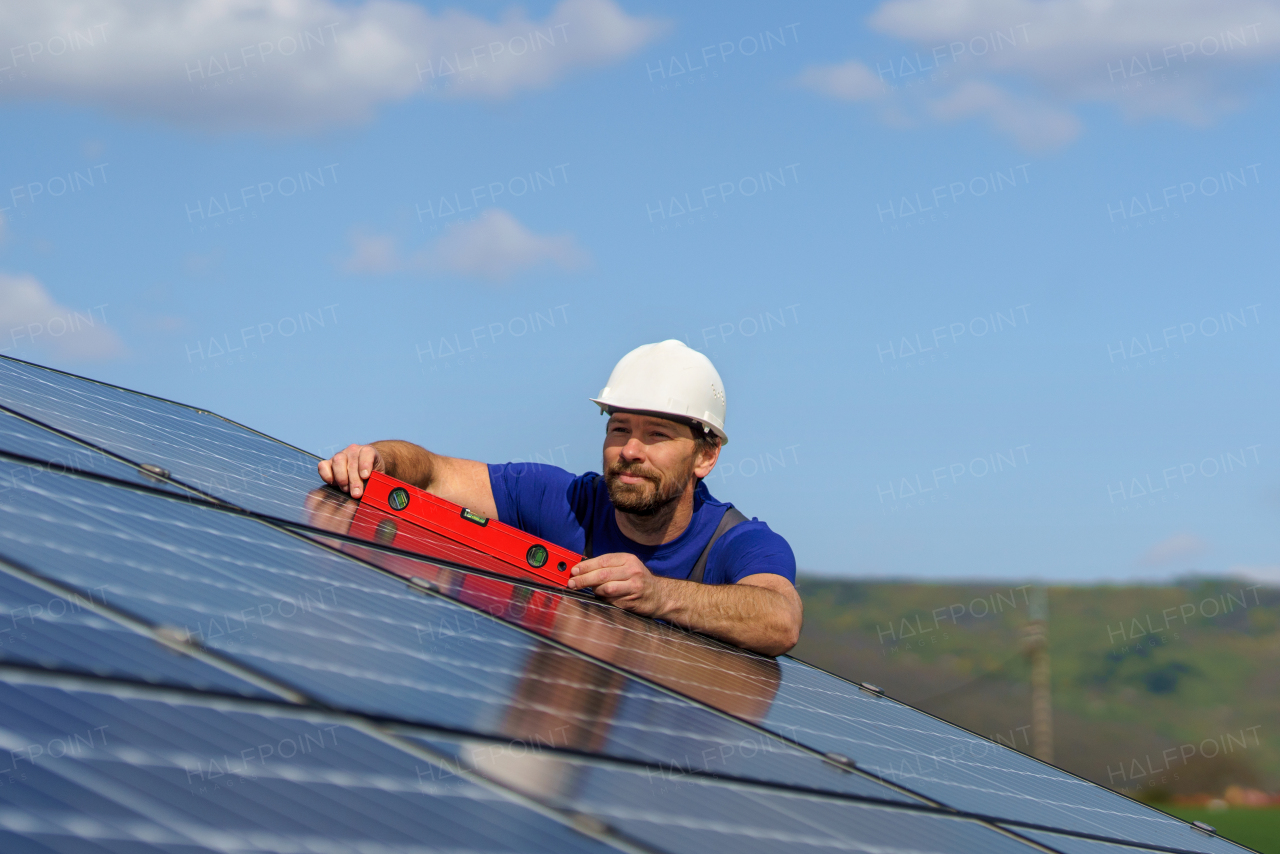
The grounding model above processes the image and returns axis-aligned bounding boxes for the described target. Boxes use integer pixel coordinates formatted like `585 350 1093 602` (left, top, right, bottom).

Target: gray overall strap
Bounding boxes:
581 475 601 559
688 506 748 584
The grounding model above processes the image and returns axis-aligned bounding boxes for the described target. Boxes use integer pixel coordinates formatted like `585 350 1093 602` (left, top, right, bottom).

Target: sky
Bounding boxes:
0 0 1277 585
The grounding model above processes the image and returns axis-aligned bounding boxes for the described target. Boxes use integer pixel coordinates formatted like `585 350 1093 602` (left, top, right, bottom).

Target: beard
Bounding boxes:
604 457 694 517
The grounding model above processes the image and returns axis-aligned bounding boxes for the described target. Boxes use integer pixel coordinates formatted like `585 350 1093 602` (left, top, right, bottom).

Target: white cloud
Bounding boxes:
927 79 1081 150
341 231 401 274
803 0 1280 148
1138 533 1207 567
0 0 666 132
0 272 124 361
795 60 886 101
432 210 588 281
1227 565 1280 586
339 210 589 281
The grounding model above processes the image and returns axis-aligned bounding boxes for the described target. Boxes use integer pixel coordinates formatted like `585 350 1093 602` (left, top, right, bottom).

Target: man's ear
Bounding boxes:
693 440 721 480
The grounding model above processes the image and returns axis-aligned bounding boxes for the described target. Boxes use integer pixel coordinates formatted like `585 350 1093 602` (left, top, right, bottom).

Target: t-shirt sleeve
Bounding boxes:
486 462 585 549
704 520 796 585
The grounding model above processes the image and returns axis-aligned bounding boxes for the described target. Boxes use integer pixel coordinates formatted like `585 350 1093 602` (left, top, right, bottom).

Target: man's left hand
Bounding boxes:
568 553 666 617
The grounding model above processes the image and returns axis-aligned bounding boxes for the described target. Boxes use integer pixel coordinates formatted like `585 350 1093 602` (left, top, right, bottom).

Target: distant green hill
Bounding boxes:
792 577 1280 798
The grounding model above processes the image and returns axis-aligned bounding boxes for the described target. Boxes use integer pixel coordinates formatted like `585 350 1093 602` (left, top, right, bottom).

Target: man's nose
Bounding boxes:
621 438 647 460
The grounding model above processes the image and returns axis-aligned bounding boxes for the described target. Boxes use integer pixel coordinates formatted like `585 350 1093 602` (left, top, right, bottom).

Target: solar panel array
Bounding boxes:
0 354 1257 854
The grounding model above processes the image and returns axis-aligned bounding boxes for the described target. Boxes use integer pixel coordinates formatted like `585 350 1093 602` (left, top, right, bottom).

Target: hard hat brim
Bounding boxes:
589 399 729 445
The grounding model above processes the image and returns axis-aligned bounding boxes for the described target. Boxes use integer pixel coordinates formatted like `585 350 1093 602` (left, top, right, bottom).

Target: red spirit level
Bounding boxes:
359 470 580 588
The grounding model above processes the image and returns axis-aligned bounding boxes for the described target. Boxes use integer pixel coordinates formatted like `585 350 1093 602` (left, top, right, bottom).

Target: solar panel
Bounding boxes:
414 730 1055 854
753 659 1247 852
0 356 321 520
0 458 918 804
1007 826 1250 854
0 356 1255 854
0 406 190 495
315 534 1252 853
0 670 618 854
0 561 274 698
324 536 796 721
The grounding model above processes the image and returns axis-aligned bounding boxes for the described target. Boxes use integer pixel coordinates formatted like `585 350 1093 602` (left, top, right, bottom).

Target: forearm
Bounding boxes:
369 440 498 516
651 578 801 656
371 440 437 489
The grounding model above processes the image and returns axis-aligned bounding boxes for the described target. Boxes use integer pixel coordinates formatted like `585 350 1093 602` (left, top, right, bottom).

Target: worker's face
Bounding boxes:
602 412 719 515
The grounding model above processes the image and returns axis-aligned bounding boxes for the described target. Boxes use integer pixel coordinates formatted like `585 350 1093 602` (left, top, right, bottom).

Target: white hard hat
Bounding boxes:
590 339 729 444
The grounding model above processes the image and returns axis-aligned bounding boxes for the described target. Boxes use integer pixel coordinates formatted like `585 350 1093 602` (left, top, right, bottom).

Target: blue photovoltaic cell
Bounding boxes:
0 565 274 698
0 356 321 521
416 731 1046 854
0 460 917 804
1007 825 1254 854
326 537 1245 853
0 406 189 495
0 674 615 854
745 658 1241 852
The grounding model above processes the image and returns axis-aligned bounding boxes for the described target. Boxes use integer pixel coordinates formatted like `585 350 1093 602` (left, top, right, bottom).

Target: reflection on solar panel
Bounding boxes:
1008 826 1250 854
0 562 273 697
319 535 1257 853
0 354 1259 854
0 357 320 520
0 458 917 803
0 406 190 495
0 671 618 854
416 731 1048 854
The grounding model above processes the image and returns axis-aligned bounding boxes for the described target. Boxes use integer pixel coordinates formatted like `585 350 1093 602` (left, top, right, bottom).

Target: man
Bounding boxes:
319 339 802 656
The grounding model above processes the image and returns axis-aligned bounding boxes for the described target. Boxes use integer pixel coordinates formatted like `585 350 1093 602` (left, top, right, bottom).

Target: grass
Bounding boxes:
1156 806 1280 853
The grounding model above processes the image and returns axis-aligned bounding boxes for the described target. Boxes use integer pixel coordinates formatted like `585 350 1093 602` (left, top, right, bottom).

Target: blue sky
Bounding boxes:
1 0 1277 584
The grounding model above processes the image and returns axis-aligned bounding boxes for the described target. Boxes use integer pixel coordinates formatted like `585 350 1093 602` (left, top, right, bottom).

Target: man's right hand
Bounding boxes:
318 443 385 499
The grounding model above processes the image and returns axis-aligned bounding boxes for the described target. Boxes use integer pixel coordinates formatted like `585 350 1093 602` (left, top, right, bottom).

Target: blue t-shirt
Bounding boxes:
487 463 796 585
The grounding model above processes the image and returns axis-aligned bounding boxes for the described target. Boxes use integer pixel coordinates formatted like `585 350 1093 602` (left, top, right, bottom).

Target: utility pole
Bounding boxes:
1020 586 1054 762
